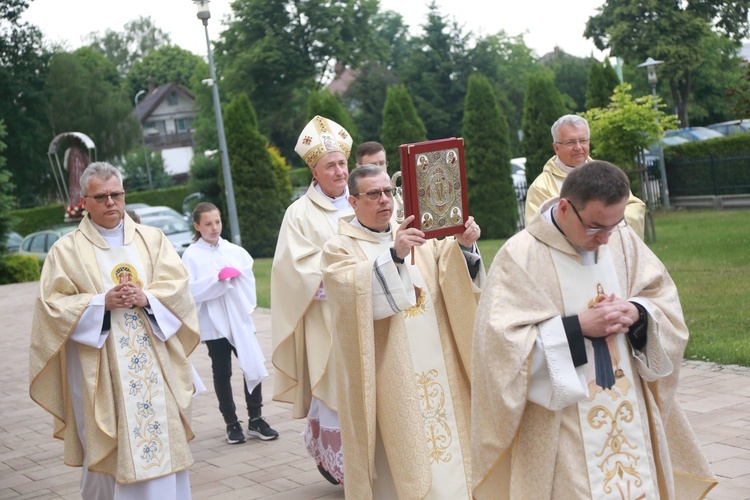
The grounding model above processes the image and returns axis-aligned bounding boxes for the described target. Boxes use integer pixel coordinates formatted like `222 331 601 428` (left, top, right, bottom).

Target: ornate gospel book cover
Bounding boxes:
398 137 469 239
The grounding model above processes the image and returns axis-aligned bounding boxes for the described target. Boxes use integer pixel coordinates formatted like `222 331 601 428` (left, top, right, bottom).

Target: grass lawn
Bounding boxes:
255 209 749 366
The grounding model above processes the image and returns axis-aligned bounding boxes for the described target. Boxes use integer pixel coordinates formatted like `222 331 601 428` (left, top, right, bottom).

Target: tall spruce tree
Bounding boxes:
462 75 517 238
521 73 567 183
380 85 428 175
0 121 17 256
586 58 620 110
223 93 287 257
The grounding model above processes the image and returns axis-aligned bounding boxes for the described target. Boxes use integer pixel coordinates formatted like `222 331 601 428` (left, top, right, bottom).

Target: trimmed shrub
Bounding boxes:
0 254 39 284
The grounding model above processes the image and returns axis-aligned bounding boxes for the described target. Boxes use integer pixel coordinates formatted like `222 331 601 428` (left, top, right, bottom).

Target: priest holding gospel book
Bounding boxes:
322 163 484 499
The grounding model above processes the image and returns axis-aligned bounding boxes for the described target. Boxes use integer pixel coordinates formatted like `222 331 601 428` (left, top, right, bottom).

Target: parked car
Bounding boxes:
17 225 77 266
139 215 193 256
124 203 150 211
664 127 724 142
3 231 23 253
510 157 527 189
181 192 204 219
132 205 186 221
706 119 750 136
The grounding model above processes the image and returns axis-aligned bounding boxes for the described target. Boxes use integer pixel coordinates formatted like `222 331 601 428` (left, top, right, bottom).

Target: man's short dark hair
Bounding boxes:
355 141 385 163
560 160 630 208
348 164 388 194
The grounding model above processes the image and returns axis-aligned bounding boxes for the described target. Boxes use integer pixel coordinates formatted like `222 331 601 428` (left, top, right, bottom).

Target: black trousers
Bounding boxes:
205 337 263 424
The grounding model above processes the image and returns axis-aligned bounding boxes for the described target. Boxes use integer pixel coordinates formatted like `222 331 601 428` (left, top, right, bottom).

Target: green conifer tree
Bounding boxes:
380 85 428 175
586 58 620 110
223 93 287 257
0 121 18 256
463 75 517 238
521 73 568 184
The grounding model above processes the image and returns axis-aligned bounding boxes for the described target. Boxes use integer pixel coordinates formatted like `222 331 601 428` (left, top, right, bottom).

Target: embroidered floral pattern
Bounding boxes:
588 401 643 496
416 369 452 464
117 310 167 470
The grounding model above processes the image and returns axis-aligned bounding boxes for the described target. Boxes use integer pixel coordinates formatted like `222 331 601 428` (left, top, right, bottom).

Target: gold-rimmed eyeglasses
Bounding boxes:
84 191 125 204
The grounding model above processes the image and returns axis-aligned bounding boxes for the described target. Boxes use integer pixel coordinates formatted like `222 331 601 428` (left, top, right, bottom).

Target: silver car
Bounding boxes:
138 215 194 256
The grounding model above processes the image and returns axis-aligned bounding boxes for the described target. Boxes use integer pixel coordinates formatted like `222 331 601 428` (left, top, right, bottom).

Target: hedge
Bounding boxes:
11 186 191 235
0 253 39 284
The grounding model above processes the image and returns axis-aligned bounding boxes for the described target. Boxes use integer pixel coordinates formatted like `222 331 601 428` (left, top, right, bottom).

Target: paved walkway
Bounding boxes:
1 281 748 499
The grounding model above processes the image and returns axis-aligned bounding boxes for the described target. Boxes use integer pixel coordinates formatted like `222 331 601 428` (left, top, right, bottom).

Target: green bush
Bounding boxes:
12 186 190 236
11 204 66 235
0 253 39 284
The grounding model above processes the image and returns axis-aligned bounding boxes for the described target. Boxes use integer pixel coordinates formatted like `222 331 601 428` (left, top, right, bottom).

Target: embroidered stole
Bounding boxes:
359 237 469 498
95 243 174 481
550 246 657 499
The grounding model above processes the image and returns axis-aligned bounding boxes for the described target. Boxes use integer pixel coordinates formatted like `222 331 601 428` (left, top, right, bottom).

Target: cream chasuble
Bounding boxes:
95 243 175 481
550 246 657 499
471 199 717 500
356 229 470 499
29 214 200 486
322 219 480 500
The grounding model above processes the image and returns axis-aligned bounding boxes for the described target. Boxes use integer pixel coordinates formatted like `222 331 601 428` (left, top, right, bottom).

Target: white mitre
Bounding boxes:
294 115 353 168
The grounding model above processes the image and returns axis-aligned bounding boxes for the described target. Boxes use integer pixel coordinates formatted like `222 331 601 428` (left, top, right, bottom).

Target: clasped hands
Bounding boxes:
392 215 481 261
105 282 148 310
578 294 639 338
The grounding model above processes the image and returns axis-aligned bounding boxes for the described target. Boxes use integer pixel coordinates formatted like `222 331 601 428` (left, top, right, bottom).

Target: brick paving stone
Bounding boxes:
3 281 750 499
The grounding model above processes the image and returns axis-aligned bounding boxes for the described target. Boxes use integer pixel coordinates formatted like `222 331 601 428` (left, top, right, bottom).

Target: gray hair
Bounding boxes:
551 115 589 141
560 160 630 208
80 162 123 195
348 164 388 194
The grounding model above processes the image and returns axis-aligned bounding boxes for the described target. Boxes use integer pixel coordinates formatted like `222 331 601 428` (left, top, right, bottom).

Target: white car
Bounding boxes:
510 157 526 189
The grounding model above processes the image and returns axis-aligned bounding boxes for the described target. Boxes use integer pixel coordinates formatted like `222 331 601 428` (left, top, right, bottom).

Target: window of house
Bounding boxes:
167 92 178 106
145 121 166 135
175 118 193 133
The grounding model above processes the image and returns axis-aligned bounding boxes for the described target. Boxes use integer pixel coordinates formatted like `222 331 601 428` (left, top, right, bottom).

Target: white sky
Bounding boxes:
22 0 608 59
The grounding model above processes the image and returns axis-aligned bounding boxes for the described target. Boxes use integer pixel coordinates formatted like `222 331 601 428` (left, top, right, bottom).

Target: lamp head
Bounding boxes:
193 0 211 22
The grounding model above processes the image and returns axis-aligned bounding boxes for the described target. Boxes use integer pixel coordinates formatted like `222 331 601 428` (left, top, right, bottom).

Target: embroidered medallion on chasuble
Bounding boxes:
294 115 353 168
399 137 469 239
550 246 658 499
95 244 179 481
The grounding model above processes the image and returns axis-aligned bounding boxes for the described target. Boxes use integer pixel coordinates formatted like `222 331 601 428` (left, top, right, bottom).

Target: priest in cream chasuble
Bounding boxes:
29 163 200 498
472 161 716 500
322 165 485 499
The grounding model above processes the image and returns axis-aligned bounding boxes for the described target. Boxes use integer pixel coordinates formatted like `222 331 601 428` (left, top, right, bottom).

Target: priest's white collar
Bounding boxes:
314 183 351 211
351 217 392 242
92 218 124 248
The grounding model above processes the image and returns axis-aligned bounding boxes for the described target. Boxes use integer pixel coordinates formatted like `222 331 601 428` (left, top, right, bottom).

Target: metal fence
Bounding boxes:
666 154 750 197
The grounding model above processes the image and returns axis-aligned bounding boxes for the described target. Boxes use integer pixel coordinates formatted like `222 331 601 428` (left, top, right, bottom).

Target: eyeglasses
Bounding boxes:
374 161 389 168
566 199 624 235
555 139 590 148
352 188 396 200
84 191 125 204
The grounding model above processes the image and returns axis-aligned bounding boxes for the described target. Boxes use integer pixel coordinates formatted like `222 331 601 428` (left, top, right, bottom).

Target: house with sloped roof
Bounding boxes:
133 82 197 176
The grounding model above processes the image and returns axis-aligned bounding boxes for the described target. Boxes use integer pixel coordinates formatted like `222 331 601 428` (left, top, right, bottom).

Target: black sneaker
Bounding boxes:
247 417 279 441
226 421 246 444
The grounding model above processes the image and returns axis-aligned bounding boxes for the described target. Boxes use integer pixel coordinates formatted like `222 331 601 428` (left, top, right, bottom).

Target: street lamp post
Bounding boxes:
193 0 241 246
134 90 154 190
637 57 670 209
